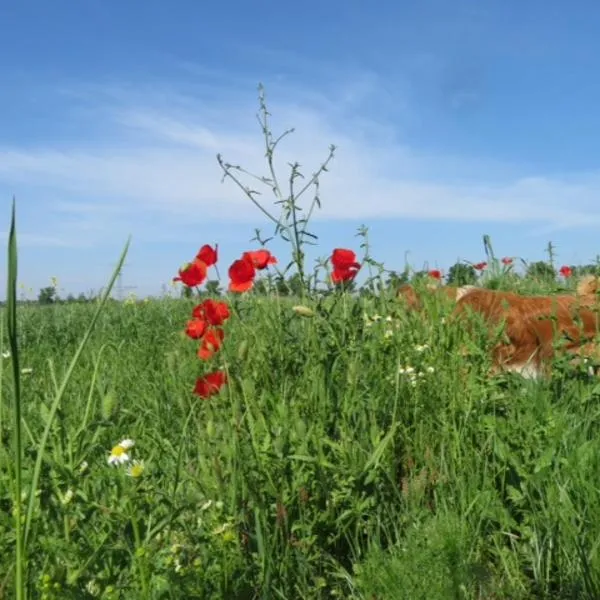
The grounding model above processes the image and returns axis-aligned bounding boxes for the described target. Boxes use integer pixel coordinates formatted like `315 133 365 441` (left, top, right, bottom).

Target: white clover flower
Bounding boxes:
1 351 10 359
426 366 435 374
107 439 135 466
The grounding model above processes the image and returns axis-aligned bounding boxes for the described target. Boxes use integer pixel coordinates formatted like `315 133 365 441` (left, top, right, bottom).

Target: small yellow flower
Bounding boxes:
107 438 135 466
126 460 145 478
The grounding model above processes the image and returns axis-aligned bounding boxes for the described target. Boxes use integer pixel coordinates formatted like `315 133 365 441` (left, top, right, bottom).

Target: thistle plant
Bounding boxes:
217 83 336 296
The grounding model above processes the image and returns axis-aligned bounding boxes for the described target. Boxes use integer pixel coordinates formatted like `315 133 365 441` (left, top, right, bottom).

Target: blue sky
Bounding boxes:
3 0 600 298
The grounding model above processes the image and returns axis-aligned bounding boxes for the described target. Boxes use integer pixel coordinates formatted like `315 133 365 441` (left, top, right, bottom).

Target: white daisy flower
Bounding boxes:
107 439 135 466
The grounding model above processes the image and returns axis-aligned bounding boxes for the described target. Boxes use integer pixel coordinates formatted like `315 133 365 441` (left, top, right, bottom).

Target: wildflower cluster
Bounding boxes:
228 249 277 292
175 244 280 397
187 298 231 398
382 342 437 387
397 361 436 387
363 313 401 340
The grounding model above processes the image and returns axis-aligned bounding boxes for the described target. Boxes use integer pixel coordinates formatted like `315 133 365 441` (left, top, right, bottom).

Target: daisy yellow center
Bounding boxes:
111 445 126 456
129 463 144 478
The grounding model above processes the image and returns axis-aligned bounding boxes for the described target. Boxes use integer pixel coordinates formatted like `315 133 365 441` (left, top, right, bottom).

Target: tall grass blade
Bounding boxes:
6 198 24 600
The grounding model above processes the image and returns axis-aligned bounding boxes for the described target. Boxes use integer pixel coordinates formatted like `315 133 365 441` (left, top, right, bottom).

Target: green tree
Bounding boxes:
37 286 56 305
573 264 600 277
526 261 556 281
385 270 409 290
447 263 476 286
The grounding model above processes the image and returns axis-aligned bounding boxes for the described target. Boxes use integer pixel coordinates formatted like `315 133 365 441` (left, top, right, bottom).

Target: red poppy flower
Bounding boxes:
243 249 277 270
193 370 228 398
331 248 360 270
228 258 256 293
185 318 207 340
330 248 361 283
428 269 442 280
192 299 230 326
501 257 513 266
197 244 218 267
197 327 225 360
559 265 573 278
173 259 208 287
473 262 487 271
332 266 359 284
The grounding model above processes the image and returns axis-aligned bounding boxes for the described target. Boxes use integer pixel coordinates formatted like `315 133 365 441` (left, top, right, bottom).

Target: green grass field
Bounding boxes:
3 281 600 599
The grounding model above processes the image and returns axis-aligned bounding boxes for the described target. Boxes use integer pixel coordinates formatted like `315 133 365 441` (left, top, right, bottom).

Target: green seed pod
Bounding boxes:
292 305 315 317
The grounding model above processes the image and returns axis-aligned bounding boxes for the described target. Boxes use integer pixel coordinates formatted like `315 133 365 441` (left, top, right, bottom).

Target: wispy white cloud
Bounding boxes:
2 74 600 251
